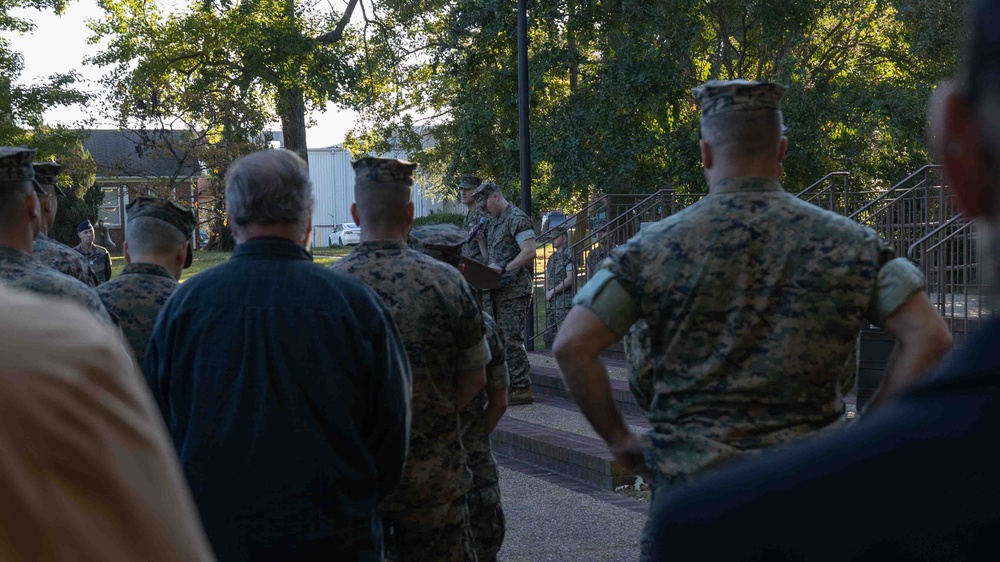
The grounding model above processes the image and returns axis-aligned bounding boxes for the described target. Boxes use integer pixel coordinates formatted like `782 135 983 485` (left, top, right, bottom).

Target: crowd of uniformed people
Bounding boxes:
2 2 1000 559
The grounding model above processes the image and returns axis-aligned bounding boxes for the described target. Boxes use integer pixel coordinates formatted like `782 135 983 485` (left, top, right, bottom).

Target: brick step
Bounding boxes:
529 364 646 417
491 395 648 490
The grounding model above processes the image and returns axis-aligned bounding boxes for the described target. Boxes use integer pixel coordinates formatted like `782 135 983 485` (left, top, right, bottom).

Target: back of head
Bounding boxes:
353 156 417 227
694 80 786 162
225 149 313 236
408 224 466 268
0 147 39 230
126 217 187 257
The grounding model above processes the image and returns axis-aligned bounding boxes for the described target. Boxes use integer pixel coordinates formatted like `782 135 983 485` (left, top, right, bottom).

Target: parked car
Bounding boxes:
329 223 361 246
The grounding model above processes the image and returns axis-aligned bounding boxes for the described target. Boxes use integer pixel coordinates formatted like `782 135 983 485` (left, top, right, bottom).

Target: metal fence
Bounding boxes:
907 214 993 339
529 165 991 350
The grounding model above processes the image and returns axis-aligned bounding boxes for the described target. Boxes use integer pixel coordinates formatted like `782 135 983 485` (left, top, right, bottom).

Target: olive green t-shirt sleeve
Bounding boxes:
572 270 640 338
868 257 927 326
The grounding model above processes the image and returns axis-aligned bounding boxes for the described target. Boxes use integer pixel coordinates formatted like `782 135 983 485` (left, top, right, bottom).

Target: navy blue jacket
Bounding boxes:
145 238 411 562
650 320 1000 561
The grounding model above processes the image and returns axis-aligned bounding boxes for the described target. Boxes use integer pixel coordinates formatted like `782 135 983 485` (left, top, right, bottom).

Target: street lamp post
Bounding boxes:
517 0 535 350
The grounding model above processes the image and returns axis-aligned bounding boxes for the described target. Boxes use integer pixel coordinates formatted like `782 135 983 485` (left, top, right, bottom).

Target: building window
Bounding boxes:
98 186 121 227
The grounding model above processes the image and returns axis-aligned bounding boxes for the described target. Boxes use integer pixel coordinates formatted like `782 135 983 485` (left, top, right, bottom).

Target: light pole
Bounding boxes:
517 0 535 350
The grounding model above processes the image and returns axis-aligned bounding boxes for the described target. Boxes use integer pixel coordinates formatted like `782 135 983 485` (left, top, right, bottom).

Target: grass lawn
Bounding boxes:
110 245 355 281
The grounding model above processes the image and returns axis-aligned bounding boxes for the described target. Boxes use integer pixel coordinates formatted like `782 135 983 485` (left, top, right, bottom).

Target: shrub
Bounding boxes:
412 212 464 228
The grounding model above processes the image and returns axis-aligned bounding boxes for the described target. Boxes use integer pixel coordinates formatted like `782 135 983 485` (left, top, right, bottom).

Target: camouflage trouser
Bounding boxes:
468 485 505 562
485 295 531 389
385 496 476 562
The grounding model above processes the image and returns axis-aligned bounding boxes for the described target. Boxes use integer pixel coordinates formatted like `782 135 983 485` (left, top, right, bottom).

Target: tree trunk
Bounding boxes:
278 85 309 162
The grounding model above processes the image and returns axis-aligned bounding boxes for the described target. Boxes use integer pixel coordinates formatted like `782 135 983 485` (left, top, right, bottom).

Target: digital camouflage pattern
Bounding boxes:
545 245 575 331
462 205 488 262
385 496 476 562
462 311 507 562
482 202 534 301
487 295 532 390
96 263 178 366
625 320 652 411
33 233 99 287
0 245 114 325
330 240 488 555
74 243 112 284
581 176 925 487
352 156 418 187
692 80 787 118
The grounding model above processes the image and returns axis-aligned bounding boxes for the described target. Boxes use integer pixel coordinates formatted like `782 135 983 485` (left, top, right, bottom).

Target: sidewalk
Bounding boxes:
496 456 647 562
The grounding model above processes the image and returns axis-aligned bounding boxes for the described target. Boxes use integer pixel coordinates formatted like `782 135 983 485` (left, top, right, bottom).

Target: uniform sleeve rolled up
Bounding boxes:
572 269 640 338
869 257 927 325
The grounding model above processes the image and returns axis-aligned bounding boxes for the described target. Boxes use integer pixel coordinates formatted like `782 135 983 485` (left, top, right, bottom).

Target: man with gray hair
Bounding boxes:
0 146 114 326
145 148 412 562
645 2 1000 558
96 196 196 366
31 161 100 287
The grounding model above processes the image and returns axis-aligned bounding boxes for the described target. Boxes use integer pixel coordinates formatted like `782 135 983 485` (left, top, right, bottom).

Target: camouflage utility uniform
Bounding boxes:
96 263 178 365
0 246 115 326
332 240 489 562
482 203 535 391
33 233 99 287
74 242 113 284
462 311 508 562
462 205 488 263
575 176 927 553
545 245 575 332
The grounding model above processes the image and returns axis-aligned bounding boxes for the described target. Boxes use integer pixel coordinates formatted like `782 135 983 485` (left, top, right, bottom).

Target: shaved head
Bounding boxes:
354 182 412 227
700 109 785 162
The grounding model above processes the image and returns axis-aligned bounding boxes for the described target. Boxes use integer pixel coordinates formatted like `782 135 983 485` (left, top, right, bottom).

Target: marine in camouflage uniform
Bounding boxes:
30 162 100 287
472 181 536 405
544 226 575 333
459 174 488 263
96 196 196 366
74 219 113 284
557 81 932 559
33 233 99 287
0 147 115 327
410 224 509 562
332 158 490 562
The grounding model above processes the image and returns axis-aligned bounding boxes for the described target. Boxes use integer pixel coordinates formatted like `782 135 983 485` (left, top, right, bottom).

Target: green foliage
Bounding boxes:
411 212 464 227
345 0 967 214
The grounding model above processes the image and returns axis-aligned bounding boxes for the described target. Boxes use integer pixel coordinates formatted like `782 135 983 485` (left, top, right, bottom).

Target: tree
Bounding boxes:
89 0 366 160
344 0 967 215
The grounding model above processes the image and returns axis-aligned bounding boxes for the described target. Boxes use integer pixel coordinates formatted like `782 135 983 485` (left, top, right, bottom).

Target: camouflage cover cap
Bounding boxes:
692 80 787 118
408 223 467 264
471 180 500 207
459 174 482 190
352 156 418 187
0 147 42 192
32 161 66 197
77 219 93 232
127 196 197 239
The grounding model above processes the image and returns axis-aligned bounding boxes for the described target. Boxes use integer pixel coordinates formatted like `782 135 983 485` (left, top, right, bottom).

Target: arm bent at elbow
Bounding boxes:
869 291 953 410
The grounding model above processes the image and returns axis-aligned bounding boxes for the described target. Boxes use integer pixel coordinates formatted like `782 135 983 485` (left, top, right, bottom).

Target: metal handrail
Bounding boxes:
906 213 968 259
847 165 943 220
795 172 851 199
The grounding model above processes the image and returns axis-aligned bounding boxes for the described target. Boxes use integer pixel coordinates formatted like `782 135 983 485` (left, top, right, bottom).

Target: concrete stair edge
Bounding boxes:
492 416 641 490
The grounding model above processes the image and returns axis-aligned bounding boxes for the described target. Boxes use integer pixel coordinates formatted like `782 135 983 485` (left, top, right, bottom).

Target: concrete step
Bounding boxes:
527 351 646 417
491 394 649 490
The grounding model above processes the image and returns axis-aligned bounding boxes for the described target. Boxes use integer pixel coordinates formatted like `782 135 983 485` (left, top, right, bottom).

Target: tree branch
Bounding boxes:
316 0 359 44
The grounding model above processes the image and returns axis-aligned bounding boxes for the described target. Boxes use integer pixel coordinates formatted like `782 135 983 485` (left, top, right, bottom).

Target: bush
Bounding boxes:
411 212 464 228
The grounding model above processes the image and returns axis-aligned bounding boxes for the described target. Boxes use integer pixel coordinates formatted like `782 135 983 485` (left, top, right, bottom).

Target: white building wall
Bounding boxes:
307 147 354 247
307 146 464 246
